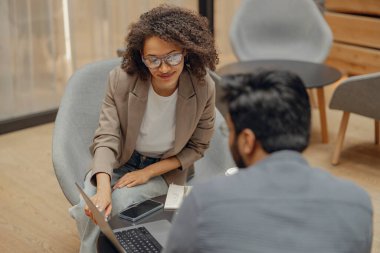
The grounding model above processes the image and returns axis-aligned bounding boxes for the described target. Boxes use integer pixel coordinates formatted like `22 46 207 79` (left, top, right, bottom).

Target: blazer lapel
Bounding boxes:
124 78 149 159
163 70 197 159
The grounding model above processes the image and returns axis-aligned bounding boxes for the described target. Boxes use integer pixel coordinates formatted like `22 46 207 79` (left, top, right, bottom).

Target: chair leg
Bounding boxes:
332 112 350 165
316 87 328 143
375 120 379 145
307 89 317 109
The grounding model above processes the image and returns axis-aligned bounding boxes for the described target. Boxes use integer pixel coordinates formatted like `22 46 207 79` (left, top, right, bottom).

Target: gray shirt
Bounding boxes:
164 151 373 253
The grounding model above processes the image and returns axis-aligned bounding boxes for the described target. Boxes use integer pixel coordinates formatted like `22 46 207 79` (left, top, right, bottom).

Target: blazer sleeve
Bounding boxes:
89 68 122 182
176 75 216 170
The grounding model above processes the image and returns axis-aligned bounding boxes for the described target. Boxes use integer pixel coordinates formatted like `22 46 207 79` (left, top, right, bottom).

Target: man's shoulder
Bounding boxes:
191 152 372 212
265 151 372 209
189 174 247 209
319 171 372 208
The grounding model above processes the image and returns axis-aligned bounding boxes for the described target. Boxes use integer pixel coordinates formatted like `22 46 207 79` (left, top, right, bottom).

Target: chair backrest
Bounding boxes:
207 69 223 84
230 0 332 63
207 69 229 121
191 111 236 185
329 72 380 120
53 59 235 205
53 58 121 205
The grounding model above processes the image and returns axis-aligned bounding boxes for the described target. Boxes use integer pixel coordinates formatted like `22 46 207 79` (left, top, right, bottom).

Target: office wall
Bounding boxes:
214 0 241 66
0 0 67 121
0 0 197 123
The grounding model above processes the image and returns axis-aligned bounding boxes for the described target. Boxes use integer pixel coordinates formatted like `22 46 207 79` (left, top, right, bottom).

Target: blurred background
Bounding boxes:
0 0 379 252
0 0 241 129
2 0 379 130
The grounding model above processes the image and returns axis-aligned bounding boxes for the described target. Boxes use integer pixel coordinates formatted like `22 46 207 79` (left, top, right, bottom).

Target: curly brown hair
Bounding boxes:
121 4 219 81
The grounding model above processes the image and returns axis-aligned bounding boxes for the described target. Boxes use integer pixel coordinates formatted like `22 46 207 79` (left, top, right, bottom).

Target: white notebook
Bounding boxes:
164 184 192 210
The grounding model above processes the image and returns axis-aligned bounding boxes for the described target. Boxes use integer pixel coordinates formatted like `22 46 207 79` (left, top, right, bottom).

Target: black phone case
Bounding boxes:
118 200 163 222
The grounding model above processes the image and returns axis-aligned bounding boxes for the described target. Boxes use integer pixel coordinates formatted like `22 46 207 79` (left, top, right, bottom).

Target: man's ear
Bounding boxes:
237 129 256 156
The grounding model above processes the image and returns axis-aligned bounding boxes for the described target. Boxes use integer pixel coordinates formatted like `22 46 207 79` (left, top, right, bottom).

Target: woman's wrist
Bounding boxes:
141 164 157 179
145 157 181 178
96 172 111 193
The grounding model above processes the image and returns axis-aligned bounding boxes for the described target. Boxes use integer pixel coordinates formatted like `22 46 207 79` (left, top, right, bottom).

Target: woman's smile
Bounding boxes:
158 71 175 80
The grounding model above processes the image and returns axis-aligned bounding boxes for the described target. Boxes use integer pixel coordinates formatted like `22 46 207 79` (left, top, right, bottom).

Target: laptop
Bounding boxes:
75 183 171 253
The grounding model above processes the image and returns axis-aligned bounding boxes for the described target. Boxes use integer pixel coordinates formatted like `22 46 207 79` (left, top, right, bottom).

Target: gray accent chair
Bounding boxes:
329 72 380 165
207 69 229 117
229 0 333 63
228 0 334 143
52 58 234 206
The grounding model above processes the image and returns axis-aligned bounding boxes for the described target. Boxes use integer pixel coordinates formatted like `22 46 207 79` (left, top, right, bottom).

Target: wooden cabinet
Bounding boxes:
325 0 380 75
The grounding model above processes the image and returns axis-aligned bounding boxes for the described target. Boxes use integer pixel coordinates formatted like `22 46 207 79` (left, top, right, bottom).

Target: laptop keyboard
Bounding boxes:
115 227 162 253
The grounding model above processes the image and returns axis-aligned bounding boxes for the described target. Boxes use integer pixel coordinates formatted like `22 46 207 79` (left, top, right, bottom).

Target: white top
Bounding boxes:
135 84 178 158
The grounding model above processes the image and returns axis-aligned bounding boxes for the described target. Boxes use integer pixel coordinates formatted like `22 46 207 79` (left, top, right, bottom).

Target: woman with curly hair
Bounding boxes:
69 4 218 252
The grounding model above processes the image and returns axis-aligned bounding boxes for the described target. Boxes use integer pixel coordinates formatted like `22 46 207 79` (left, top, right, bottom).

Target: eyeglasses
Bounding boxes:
141 50 184 69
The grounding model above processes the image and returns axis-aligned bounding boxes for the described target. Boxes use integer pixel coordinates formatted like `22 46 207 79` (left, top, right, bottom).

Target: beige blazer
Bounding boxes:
90 66 215 185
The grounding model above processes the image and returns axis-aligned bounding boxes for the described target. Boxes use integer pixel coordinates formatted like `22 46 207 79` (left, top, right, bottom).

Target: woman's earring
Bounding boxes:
185 56 191 68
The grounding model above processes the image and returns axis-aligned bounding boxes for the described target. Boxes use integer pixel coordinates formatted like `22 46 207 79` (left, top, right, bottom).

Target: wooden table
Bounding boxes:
217 59 342 143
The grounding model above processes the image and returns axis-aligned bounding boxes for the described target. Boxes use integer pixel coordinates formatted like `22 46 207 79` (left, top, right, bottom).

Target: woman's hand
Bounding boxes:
84 173 112 223
84 189 112 223
113 168 153 189
113 157 181 189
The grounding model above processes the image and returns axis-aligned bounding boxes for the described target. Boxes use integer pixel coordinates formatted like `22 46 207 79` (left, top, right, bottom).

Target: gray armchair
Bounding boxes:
228 0 335 143
52 59 234 205
229 0 332 63
52 59 120 205
329 72 380 165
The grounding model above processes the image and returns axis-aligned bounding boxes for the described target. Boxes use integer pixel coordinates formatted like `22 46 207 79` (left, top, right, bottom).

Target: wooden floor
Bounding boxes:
0 82 379 252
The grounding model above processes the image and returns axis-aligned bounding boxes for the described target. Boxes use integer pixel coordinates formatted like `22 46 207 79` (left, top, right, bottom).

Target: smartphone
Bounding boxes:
118 199 163 222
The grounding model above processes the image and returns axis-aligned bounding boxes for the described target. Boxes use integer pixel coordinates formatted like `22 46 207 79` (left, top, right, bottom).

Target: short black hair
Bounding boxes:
222 70 311 153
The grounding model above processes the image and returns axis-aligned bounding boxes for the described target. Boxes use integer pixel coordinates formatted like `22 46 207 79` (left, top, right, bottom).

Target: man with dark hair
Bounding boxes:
164 70 373 253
